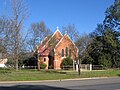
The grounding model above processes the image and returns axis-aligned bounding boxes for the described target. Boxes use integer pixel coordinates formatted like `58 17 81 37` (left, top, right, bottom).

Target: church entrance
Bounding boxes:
48 55 54 69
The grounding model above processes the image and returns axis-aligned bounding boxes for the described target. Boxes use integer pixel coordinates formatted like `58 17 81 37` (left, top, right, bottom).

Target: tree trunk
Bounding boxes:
16 59 18 71
37 52 40 70
37 61 40 70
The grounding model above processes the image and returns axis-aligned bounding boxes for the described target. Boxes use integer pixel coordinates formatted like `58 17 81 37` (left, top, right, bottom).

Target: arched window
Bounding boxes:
44 58 46 62
69 49 71 57
62 49 64 57
66 47 68 57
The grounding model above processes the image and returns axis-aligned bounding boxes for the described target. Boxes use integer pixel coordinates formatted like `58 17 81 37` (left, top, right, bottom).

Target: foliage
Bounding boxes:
61 57 73 67
81 53 93 64
88 24 120 68
23 56 37 66
40 63 47 69
85 0 120 68
98 53 112 68
103 0 120 68
104 0 120 29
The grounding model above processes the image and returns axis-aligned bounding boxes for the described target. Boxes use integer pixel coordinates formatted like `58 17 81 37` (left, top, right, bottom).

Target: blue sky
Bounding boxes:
0 0 115 34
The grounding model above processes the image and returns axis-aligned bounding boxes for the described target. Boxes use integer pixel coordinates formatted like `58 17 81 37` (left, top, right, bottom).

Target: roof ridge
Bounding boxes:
55 33 78 51
54 35 64 48
43 27 63 48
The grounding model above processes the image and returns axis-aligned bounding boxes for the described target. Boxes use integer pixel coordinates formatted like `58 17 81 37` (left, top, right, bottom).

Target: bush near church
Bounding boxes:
40 63 47 69
61 57 73 69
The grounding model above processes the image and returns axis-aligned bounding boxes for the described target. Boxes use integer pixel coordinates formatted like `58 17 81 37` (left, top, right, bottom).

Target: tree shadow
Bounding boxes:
0 85 70 90
45 70 67 74
117 74 120 77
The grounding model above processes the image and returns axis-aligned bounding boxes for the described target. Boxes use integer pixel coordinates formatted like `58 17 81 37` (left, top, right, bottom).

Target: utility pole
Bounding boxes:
78 59 80 76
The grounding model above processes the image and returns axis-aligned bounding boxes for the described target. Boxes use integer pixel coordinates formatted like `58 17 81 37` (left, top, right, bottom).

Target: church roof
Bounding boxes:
38 27 78 56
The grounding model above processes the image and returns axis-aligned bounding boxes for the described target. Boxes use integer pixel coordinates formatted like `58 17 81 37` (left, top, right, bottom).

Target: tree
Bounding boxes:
76 33 93 64
104 0 120 29
0 0 29 70
89 24 120 68
98 53 112 68
28 21 52 70
62 24 79 41
103 0 120 67
28 21 52 51
0 17 8 59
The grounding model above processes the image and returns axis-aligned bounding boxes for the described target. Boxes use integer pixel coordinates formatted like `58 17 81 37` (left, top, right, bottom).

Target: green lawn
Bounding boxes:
0 69 119 81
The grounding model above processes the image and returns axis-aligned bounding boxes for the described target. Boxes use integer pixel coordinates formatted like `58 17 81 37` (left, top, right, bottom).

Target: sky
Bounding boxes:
0 0 115 35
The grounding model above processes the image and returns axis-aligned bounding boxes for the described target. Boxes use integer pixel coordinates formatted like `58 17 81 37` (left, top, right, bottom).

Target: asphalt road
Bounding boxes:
0 77 120 90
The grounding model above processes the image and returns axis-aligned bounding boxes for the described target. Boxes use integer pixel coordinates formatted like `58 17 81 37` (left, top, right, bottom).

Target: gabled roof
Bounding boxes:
38 27 78 56
38 27 63 56
38 36 50 49
44 28 63 47
55 33 78 51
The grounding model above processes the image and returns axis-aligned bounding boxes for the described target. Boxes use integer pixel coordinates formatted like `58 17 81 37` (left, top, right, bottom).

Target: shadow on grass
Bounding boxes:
0 85 70 90
117 74 120 77
45 70 67 74
44 70 78 75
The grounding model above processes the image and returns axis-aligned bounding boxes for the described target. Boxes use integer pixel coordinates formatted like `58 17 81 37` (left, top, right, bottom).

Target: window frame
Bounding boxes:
66 47 68 57
44 58 46 62
61 49 64 57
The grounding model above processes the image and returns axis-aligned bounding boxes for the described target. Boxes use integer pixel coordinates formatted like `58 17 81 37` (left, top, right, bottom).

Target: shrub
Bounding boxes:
61 57 73 67
40 63 47 69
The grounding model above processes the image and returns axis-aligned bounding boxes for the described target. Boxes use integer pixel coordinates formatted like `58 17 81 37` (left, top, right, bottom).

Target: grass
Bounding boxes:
0 68 119 81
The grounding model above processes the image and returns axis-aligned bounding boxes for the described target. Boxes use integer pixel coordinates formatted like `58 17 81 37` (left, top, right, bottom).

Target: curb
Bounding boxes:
0 77 116 84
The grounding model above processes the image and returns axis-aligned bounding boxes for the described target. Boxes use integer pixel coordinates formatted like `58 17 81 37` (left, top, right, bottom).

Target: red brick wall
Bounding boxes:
38 31 78 70
39 56 49 69
54 34 78 69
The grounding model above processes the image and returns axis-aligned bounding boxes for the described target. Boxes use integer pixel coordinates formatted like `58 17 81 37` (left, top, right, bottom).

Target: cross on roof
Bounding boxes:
56 26 59 30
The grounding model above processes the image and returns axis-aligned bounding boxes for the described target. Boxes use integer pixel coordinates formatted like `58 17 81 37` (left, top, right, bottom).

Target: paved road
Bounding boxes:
0 77 120 90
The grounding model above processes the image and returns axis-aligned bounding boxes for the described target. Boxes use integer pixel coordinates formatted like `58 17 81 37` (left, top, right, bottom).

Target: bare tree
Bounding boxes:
76 33 93 56
10 0 28 70
27 21 52 70
76 33 93 63
28 21 52 51
0 17 11 62
62 24 79 41
0 0 29 70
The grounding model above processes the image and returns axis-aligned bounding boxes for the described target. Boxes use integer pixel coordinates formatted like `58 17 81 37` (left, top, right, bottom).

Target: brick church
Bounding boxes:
38 27 78 69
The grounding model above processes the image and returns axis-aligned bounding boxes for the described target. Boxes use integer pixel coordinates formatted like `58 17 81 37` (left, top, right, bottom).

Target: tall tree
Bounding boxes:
76 33 93 64
87 0 120 68
1 0 29 70
104 0 120 29
89 24 120 67
103 0 120 67
28 21 52 70
28 21 52 51
10 0 28 70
